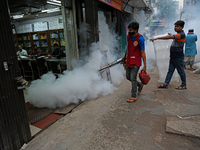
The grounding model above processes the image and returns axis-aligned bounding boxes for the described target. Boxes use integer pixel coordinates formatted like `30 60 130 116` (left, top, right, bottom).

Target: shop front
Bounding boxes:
1 1 153 148
11 0 152 72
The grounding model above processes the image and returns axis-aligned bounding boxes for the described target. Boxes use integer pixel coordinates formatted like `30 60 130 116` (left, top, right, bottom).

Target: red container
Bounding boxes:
139 70 151 85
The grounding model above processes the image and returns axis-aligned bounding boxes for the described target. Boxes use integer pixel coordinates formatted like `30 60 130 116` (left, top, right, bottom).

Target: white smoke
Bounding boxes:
144 1 200 72
150 1 200 63
26 12 124 108
76 22 91 61
98 11 125 86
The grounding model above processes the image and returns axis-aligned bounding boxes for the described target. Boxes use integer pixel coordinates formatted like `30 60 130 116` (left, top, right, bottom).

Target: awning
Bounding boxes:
123 0 153 12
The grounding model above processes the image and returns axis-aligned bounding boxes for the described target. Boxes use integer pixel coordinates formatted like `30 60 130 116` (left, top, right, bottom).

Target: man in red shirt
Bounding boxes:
125 22 147 103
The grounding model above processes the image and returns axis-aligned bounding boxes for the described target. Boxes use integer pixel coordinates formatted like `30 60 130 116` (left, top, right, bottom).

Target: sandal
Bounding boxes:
138 85 144 93
190 68 195 71
175 85 187 90
127 97 137 103
158 83 168 88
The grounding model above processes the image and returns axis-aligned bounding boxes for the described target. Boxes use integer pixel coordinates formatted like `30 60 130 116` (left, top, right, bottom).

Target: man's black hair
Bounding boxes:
128 22 139 31
33 44 37 47
53 43 59 47
174 20 185 27
189 29 194 32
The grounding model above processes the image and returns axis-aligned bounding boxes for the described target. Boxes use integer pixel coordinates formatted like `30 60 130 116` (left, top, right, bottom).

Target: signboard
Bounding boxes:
183 0 191 9
99 0 123 11
150 19 165 26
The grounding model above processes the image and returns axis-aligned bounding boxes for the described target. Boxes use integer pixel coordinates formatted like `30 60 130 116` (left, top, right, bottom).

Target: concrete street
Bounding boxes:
23 68 200 150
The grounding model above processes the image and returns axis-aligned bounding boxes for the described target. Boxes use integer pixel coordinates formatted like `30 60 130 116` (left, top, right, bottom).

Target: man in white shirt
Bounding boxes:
16 45 28 57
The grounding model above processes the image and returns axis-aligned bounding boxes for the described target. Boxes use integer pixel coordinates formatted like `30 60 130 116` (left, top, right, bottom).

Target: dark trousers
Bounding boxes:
126 66 142 98
165 57 186 85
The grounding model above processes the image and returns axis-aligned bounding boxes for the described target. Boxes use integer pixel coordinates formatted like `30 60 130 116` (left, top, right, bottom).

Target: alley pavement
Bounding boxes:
23 67 200 150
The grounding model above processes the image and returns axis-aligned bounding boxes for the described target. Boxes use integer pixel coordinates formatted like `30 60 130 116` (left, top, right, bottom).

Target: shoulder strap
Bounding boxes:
134 33 141 42
130 33 141 53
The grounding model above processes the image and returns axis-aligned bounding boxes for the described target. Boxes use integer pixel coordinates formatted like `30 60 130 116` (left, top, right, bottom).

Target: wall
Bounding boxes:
13 15 64 34
0 1 32 149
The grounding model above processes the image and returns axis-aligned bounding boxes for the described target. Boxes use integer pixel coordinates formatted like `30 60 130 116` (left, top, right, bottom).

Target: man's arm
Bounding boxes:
125 50 128 59
23 50 28 56
150 33 174 42
122 45 128 61
56 49 63 58
141 50 146 72
52 49 62 58
51 49 56 56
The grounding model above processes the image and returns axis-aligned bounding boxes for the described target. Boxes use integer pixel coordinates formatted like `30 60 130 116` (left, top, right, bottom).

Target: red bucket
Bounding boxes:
139 70 150 85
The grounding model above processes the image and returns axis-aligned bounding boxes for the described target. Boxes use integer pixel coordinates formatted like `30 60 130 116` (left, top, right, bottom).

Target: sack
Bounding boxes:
139 70 150 85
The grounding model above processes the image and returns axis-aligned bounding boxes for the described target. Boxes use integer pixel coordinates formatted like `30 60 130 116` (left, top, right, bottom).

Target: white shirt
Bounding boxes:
17 49 28 57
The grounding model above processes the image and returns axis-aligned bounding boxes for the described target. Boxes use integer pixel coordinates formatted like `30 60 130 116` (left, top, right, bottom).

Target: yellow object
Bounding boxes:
61 40 65 46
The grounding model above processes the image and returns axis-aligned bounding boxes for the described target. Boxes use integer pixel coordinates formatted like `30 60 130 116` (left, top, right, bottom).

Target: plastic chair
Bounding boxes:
20 59 34 81
36 58 49 78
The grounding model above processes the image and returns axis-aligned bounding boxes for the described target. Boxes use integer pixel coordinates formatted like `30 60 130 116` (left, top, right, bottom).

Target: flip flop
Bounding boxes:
175 85 187 90
127 97 137 103
158 83 168 88
190 68 195 71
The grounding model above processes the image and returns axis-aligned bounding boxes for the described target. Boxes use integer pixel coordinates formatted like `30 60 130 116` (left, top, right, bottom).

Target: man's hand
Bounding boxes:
48 54 53 58
149 37 157 42
168 33 172 36
141 66 146 72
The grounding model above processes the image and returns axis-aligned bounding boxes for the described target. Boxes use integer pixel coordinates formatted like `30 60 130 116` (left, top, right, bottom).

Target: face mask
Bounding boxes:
129 32 135 36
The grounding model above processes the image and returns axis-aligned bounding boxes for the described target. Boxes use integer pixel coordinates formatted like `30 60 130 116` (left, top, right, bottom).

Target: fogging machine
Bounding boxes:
99 57 125 71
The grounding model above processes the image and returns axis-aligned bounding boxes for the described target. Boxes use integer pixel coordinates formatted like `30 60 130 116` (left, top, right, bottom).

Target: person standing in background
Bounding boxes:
184 29 197 71
16 45 28 57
